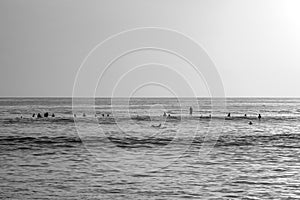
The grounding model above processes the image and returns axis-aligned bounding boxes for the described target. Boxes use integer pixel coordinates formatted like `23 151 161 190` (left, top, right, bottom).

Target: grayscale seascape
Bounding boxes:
1 98 300 199
2 0 300 199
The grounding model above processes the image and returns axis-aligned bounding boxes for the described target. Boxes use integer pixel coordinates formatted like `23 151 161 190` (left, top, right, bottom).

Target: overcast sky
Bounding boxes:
1 0 300 97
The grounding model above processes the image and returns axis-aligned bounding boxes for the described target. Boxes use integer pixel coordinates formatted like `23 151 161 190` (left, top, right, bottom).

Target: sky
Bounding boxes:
1 0 300 97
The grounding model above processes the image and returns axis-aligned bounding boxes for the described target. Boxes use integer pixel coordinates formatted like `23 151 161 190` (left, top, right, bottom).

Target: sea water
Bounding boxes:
0 98 300 199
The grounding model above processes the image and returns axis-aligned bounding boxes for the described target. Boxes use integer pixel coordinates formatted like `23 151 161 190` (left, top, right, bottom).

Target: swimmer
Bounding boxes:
249 121 253 125
44 112 49 118
151 123 161 128
244 114 247 117
32 113 36 118
189 107 193 115
73 114 77 118
51 113 55 117
83 113 86 117
258 114 261 120
102 113 105 117
107 114 109 117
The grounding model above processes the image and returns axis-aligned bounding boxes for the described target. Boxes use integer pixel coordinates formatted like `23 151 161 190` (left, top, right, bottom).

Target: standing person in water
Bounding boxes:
258 114 262 120
189 107 193 115
227 113 231 117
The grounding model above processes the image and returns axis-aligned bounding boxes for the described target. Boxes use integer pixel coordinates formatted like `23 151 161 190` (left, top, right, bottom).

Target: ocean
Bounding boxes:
1 98 300 199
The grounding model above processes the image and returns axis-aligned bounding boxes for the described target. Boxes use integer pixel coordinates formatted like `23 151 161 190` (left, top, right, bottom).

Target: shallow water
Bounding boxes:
1 98 300 199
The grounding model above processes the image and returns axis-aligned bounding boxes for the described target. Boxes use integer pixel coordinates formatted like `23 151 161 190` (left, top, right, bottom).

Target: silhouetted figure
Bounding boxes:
227 113 231 117
189 107 193 115
51 113 55 117
32 113 36 118
44 112 49 118
258 114 261 120
163 112 166 117
249 121 253 125
151 123 161 128
37 113 42 118
83 113 86 117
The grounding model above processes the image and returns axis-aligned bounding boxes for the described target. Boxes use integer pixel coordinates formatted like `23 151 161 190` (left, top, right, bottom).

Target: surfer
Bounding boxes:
258 114 261 120
151 123 161 128
189 107 193 115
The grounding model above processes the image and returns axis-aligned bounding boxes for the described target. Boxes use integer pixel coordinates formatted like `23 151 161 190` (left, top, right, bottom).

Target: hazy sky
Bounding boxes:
1 0 300 97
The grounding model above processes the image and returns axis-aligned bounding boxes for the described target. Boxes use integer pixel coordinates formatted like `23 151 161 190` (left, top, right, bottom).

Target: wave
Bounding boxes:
0 135 82 147
107 136 173 148
1 117 75 124
104 133 300 149
130 115 299 122
1 132 300 150
131 115 182 121
0 114 299 126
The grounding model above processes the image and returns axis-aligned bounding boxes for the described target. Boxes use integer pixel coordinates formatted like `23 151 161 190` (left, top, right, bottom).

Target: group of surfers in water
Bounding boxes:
73 113 110 118
226 112 262 125
159 107 262 126
31 112 55 118
26 107 262 126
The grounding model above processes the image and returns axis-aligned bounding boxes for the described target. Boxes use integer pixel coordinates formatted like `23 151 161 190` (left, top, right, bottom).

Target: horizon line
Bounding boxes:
1 96 300 98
